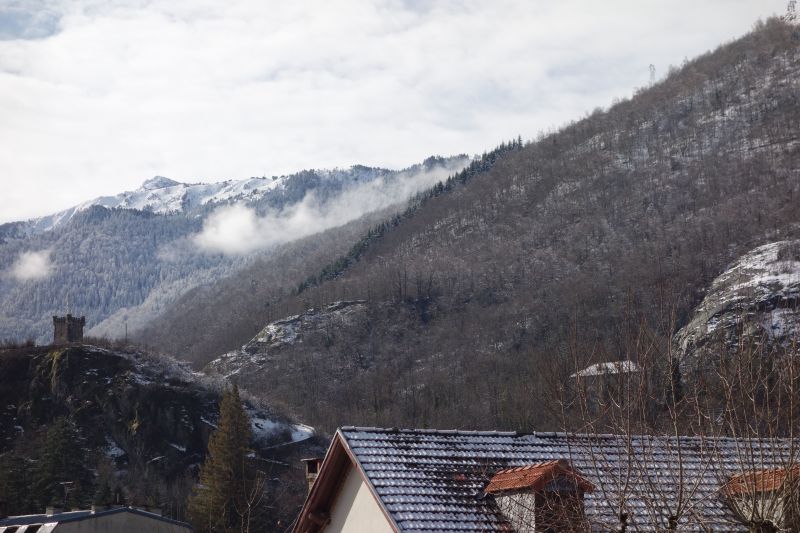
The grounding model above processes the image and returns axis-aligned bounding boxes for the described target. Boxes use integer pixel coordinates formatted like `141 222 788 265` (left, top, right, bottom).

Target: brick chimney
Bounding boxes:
301 457 324 494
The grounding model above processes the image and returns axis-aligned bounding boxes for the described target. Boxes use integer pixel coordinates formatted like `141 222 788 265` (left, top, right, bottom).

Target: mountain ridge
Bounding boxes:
19 158 467 234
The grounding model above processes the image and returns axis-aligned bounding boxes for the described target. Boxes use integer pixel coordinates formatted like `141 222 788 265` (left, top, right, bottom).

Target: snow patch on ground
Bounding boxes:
105 436 126 459
720 242 800 299
168 442 187 453
248 408 315 446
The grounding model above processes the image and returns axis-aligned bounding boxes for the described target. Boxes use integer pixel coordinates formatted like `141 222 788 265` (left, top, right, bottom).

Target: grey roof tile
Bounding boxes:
341 427 795 532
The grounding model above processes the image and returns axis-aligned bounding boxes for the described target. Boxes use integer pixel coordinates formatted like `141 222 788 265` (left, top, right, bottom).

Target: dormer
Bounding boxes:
485 460 594 533
723 466 800 532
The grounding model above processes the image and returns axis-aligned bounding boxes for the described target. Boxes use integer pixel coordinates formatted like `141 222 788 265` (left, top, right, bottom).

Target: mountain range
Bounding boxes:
0 156 468 344
1 14 799 442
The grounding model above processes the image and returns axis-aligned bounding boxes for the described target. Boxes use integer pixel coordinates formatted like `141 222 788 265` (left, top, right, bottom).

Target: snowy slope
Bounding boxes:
28 174 305 233
23 156 469 234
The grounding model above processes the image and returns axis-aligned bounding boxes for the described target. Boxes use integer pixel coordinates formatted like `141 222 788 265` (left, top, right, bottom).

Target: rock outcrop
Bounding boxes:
675 240 800 382
205 300 368 379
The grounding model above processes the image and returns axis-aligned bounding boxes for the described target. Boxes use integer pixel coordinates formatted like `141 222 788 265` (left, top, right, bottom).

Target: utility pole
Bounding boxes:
60 481 74 509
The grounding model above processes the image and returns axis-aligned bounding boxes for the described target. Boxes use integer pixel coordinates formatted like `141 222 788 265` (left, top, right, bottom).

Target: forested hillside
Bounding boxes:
196 19 800 433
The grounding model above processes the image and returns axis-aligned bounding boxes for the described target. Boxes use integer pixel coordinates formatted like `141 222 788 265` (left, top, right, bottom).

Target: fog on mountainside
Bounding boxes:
193 158 467 254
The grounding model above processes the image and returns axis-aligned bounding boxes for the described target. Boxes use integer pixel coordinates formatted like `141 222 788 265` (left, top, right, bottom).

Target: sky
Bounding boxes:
0 0 788 223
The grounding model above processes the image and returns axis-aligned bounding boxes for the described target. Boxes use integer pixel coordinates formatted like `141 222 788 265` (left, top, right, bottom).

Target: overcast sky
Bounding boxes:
0 0 786 223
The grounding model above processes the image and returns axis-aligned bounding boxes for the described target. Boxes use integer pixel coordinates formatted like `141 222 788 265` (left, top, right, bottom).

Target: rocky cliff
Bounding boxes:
675 240 800 381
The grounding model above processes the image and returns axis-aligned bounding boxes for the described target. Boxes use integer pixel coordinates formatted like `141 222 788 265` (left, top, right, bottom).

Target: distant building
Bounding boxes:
52 314 85 345
0 506 192 532
570 360 643 414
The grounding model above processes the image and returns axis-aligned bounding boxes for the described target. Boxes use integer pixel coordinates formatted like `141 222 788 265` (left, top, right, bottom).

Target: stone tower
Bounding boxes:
52 314 86 345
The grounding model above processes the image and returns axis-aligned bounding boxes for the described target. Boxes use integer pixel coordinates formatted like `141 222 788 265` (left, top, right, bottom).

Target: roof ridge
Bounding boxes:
493 460 563 475
339 426 759 443
340 426 520 436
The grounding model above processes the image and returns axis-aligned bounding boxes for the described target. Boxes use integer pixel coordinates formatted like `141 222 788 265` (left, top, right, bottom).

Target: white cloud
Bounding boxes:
194 160 464 254
9 249 53 281
0 0 787 223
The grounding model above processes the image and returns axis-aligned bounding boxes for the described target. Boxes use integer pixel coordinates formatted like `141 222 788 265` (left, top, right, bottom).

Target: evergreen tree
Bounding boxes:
93 480 113 507
188 385 262 532
0 451 34 515
33 417 92 510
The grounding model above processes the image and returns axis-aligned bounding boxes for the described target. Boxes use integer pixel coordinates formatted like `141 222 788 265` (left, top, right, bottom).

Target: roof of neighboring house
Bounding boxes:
571 360 641 378
723 464 800 496
0 506 192 529
484 460 594 494
294 426 797 533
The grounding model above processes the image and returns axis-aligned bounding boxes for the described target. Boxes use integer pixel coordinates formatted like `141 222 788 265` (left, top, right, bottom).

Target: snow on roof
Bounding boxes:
571 360 641 378
318 427 796 532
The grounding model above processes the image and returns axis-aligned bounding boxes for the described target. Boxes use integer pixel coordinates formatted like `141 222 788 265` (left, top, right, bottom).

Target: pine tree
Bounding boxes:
0 451 34 515
33 417 91 510
93 480 113 507
188 385 261 532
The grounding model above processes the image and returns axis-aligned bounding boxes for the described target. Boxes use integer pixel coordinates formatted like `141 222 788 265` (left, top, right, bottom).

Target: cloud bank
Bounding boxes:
194 162 464 254
9 249 53 281
0 0 786 223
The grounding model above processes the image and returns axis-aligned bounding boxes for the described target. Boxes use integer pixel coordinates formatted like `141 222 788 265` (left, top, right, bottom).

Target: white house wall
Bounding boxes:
325 463 394 533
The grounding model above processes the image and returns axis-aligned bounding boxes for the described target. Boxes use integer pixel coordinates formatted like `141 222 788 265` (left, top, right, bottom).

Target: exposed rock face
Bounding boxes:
675 240 800 382
205 300 368 379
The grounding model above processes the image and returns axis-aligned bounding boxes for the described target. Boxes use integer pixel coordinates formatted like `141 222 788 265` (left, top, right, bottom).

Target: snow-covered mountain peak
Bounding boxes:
142 176 182 190
27 174 282 232
17 155 468 236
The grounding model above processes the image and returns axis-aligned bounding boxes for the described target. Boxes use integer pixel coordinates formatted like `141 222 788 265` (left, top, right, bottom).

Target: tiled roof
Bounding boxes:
339 427 795 532
723 465 800 496
484 460 594 494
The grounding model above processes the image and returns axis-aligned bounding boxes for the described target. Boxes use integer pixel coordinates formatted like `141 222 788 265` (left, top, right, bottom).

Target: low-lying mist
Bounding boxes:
192 160 468 255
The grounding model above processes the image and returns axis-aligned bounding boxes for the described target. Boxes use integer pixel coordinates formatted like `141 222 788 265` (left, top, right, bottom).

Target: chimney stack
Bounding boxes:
301 458 324 494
